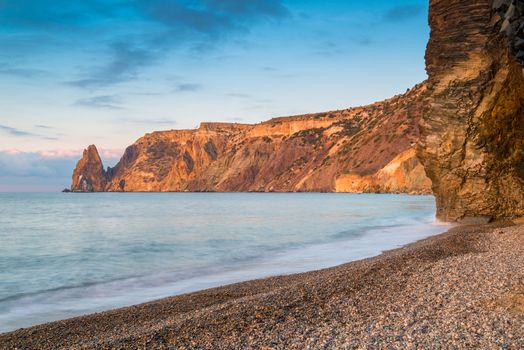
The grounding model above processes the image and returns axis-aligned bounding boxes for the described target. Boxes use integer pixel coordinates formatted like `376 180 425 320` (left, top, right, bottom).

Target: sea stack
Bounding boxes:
71 145 107 192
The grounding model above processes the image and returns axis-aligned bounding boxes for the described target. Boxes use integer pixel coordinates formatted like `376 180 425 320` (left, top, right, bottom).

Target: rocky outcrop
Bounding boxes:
336 148 432 194
71 85 432 194
71 145 107 192
418 0 524 221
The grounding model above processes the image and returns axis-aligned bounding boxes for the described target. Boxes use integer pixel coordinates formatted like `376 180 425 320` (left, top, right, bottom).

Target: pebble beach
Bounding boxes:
2 223 523 349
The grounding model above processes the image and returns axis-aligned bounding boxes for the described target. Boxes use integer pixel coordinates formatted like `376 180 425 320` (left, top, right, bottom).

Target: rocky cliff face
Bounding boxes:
336 148 431 194
71 145 107 192
418 0 524 221
71 85 432 194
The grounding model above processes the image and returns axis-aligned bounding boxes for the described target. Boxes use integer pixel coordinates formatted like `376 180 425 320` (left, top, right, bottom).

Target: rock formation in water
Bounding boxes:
418 0 524 221
71 145 107 192
70 85 431 194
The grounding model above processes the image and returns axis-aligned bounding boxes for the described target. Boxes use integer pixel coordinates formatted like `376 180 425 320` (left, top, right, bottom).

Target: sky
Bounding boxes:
0 0 430 191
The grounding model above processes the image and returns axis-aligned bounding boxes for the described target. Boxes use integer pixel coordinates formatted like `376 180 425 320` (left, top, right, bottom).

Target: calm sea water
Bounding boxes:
0 193 448 332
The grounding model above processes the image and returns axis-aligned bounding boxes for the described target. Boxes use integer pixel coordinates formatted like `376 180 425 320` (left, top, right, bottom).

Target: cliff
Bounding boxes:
418 0 524 221
71 85 432 194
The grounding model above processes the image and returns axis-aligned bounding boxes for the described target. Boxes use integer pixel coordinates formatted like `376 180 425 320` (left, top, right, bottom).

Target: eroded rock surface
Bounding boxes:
418 0 524 221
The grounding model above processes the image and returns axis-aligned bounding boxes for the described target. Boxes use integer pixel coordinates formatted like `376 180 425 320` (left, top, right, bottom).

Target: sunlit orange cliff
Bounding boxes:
71 84 431 195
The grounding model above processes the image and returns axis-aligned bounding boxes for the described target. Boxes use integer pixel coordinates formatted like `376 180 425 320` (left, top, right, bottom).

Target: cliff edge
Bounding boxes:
419 0 524 221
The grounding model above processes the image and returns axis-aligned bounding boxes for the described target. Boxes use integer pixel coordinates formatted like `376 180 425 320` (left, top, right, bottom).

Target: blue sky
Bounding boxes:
0 0 429 191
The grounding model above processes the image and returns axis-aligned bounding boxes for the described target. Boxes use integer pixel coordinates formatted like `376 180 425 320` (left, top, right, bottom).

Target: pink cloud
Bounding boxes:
2 148 124 159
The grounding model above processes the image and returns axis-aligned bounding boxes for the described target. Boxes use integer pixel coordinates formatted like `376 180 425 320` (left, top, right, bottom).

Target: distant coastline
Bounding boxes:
69 86 431 195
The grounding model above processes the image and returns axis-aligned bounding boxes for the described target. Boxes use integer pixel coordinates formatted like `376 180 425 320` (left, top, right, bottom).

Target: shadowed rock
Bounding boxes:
418 0 524 221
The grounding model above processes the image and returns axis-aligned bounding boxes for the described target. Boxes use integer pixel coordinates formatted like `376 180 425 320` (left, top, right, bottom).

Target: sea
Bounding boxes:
0 193 449 333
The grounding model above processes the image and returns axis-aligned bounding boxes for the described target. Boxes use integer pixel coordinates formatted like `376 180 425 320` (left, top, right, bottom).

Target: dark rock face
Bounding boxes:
418 0 524 221
496 0 524 65
70 145 107 192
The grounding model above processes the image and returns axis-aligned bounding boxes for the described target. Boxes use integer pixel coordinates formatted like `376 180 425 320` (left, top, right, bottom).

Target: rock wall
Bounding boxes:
71 85 432 194
418 0 524 221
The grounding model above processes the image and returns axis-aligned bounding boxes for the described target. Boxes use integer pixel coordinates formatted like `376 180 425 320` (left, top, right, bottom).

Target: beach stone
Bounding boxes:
459 216 492 225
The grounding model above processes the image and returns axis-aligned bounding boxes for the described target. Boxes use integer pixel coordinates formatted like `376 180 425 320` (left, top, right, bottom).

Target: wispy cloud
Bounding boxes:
0 124 58 140
227 117 245 122
315 40 344 56
203 0 289 17
227 93 251 98
0 124 33 137
175 83 203 92
74 95 123 110
0 149 122 191
21 0 289 88
35 148 123 159
0 63 47 78
123 118 177 126
0 151 75 177
68 41 159 88
350 36 373 46
384 5 425 22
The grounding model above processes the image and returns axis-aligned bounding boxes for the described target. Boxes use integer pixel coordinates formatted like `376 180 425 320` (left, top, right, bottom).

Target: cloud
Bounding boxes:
68 41 159 88
34 148 123 160
315 40 344 56
74 95 123 109
0 124 58 140
260 66 277 72
0 63 47 78
175 83 203 92
350 36 373 46
384 5 425 22
204 0 289 17
0 149 122 191
17 0 287 88
227 117 245 122
227 93 251 98
123 118 177 126
0 151 76 177
0 124 33 137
